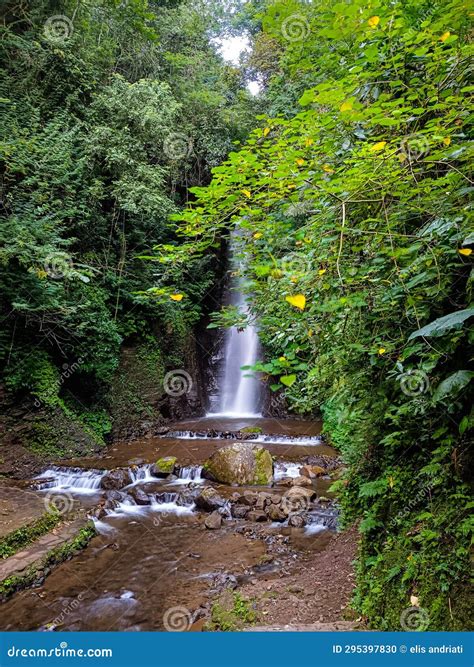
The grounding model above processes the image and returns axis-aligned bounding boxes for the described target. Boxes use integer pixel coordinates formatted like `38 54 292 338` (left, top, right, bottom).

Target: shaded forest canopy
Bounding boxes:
1 0 473 630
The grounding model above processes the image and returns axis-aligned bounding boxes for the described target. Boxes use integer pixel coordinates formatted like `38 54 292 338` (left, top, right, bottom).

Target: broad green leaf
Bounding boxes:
432 371 474 403
409 308 474 340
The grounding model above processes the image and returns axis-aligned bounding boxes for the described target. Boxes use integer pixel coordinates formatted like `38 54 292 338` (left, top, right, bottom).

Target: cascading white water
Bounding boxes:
210 233 262 417
35 467 104 494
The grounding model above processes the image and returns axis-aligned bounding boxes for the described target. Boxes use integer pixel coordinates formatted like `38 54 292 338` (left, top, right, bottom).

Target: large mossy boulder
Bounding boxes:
203 443 273 486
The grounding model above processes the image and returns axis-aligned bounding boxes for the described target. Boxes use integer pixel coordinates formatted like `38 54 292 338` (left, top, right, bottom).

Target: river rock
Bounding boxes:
266 504 286 522
291 475 313 487
300 465 325 478
281 486 316 515
239 491 258 506
203 443 273 486
285 486 316 501
151 456 177 477
128 486 150 505
288 513 306 528
231 505 250 519
100 468 132 490
256 492 272 509
247 510 268 522
195 487 226 512
204 511 222 530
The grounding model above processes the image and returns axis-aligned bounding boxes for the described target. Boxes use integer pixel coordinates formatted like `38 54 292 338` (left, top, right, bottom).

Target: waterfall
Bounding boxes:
209 232 262 417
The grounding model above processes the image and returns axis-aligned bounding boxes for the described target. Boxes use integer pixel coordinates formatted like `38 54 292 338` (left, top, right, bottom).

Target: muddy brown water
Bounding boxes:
0 418 338 631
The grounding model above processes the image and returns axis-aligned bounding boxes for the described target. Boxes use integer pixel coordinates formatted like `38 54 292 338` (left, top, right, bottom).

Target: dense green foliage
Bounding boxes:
1 0 472 632
167 0 473 630
0 0 255 445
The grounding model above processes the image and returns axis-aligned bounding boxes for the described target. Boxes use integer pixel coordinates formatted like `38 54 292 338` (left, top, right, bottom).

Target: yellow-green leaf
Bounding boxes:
170 293 184 301
368 16 380 27
280 374 297 387
370 141 387 152
439 31 450 42
242 189 251 198
285 294 306 310
458 248 472 256
263 127 270 137
340 100 353 112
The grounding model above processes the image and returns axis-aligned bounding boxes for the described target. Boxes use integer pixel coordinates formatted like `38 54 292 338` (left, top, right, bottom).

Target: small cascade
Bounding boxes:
305 506 339 532
176 465 203 483
127 465 155 486
165 430 322 446
274 462 302 480
35 466 104 494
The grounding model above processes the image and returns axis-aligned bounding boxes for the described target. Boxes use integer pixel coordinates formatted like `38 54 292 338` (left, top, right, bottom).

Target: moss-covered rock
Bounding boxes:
203 443 273 486
151 456 177 477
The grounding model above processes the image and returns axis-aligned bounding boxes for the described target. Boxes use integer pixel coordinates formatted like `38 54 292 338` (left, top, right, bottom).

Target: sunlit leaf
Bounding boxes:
285 294 306 310
280 374 297 387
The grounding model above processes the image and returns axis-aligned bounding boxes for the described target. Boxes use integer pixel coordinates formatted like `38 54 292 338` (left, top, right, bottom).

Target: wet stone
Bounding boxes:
231 505 250 519
204 511 222 530
195 487 226 512
100 469 132 491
